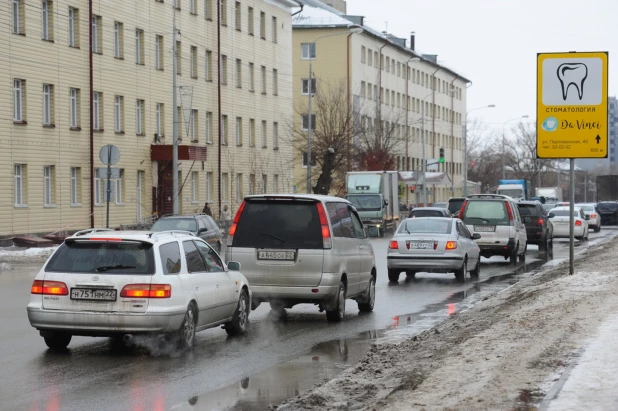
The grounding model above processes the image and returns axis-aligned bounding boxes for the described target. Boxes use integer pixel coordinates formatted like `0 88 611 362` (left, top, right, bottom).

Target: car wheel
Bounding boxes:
175 304 197 350
357 276 375 312
388 268 401 283
405 271 416 279
43 332 72 350
378 228 385 238
520 244 526 262
470 259 480 278
595 225 601 233
510 244 518 265
326 281 346 322
539 237 547 251
454 258 467 282
225 289 250 336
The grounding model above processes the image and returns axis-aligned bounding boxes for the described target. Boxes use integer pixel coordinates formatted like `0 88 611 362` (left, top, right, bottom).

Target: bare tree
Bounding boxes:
355 106 406 171
466 119 502 192
504 121 554 190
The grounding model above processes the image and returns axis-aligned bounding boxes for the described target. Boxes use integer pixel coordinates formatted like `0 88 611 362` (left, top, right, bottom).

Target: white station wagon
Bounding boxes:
27 231 251 350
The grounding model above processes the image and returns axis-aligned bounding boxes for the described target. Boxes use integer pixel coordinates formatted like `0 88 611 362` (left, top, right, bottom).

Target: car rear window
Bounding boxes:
598 203 618 211
410 210 444 218
517 204 538 216
398 219 452 234
46 241 155 274
462 201 509 225
151 218 197 232
232 200 323 249
551 209 578 217
448 199 464 214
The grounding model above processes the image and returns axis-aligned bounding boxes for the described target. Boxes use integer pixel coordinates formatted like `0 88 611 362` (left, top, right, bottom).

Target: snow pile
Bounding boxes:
0 246 57 260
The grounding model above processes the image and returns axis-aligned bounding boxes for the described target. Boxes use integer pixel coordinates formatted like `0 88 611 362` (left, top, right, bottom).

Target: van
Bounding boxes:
225 195 377 321
459 194 527 264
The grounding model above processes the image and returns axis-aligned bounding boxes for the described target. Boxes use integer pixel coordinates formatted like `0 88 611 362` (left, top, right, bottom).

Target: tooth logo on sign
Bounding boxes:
542 117 558 132
557 63 588 101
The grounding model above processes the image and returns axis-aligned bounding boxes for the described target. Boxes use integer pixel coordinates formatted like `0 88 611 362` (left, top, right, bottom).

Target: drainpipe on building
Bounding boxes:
89 0 94 228
377 43 388 148
217 0 222 218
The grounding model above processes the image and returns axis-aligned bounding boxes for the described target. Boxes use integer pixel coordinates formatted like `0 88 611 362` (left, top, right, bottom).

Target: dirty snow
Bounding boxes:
274 238 618 411
0 246 57 261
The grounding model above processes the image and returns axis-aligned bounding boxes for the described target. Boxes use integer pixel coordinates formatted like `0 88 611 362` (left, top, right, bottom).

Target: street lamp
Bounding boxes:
463 104 496 196
306 26 363 194
502 115 529 179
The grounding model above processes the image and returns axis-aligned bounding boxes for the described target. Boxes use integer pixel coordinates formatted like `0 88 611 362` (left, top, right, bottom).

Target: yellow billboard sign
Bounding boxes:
537 51 608 158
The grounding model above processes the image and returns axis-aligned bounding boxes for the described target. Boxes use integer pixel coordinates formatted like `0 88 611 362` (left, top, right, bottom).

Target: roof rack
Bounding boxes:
149 230 195 241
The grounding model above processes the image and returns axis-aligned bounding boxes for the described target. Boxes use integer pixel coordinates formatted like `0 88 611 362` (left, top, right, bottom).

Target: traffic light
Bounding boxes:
410 185 415 193
439 148 445 163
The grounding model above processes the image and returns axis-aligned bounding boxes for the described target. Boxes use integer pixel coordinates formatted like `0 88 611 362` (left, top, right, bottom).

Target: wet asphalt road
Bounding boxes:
1 228 615 411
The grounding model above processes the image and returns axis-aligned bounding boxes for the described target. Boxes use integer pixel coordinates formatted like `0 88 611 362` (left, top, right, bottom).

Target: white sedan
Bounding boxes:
386 217 481 283
575 203 601 232
549 206 590 241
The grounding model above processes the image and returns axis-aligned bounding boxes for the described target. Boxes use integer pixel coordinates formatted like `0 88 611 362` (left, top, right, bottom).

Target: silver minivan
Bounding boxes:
225 194 376 322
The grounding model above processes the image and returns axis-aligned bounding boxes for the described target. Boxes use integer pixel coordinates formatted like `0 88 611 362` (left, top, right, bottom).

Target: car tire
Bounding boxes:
225 289 250 336
326 281 346 322
405 271 416 279
595 226 601 233
510 244 518 265
43 332 72 350
539 237 547 251
454 258 467 282
175 304 197 350
357 276 376 312
470 259 480 278
388 269 401 283
520 244 526 262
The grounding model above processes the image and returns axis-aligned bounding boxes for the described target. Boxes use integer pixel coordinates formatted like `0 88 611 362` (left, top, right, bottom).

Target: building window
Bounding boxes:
92 15 102 54
156 103 164 137
236 59 242 88
386 57 390 72
69 88 80 128
301 43 316 60
136 99 144 135
235 117 242 145
248 62 254 91
135 29 144 64
114 22 123 58
92 92 102 130
249 174 255 195
190 0 197 14
221 55 228 84
248 7 254 34
206 172 212 201
236 173 243 201
205 111 212 142
259 11 265 39
302 114 316 131
272 16 277 43
367 83 372 100
261 174 267 194
205 0 212 18
70 167 81 205
14 164 26 206
374 51 378 68
273 174 278 193
68 7 78 47
190 109 198 141
272 69 278 95
12 0 24 35
42 1 54 41
235 1 241 30
115 170 124 204
261 65 266 94
367 48 372 66
221 173 229 201
155 35 163 69
43 84 54 126
176 41 182 74
205 50 212 81
272 122 278 149
221 115 228 145
191 172 198 202
191 46 198 78
13 79 24 122
248 118 255 147
43 165 55 206
114 96 124 132
360 81 366 98
302 152 316 167
220 0 227 26
361 46 366 63
261 120 267 148
301 78 316 95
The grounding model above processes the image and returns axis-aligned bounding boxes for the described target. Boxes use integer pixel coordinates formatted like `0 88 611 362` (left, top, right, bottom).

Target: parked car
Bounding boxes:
386 217 481 282
596 201 618 226
517 201 553 251
408 207 452 218
27 231 250 350
151 214 223 252
225 194 377 322
576 203 602 232
459 194 527 264
447 197 467 218
548 206 590 241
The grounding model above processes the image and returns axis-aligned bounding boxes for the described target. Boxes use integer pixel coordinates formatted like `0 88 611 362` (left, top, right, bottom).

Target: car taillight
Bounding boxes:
389 240 398 249
590 213 597 218
120 284 171 298
505 202 514 225
458 200 468 219
88 238 122 242
575 220 582 226
316 203 332 249
31 280 69 295
446 240 458 250
227 200 246 246
537 218 544 225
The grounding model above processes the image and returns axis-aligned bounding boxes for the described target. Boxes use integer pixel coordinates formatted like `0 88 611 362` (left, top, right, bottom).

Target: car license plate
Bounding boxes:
474 226 495 232
258 250 296 261
70 288 117 301
408 241 434 249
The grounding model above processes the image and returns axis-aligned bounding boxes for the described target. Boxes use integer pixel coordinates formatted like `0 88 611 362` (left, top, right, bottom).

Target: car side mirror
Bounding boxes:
472 233 481 240
548 213 555 218
585 215 590 221
198 228 208 234
384 200 389 206
367 227 379 237
227 261 241 271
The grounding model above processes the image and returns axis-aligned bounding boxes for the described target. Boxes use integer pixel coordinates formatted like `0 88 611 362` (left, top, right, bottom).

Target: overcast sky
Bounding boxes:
348 0 616 137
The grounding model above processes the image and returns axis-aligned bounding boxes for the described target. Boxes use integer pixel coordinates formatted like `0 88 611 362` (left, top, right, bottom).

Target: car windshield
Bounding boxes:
497 189 522 198
347 194 382 211
448 199 464 214
232 200 323 249
398 219 452 234
45 241 155 274
462 201 509 225
517 204 538 216
151 218 197 232
410 210 445 218
598 203 618 211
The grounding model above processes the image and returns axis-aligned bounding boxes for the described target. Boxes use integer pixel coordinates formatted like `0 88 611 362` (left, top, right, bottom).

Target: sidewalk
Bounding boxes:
274 236 618 411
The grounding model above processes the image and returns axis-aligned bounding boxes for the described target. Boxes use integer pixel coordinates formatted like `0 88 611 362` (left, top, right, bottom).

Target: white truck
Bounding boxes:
535 187 563 203
345 171 400 237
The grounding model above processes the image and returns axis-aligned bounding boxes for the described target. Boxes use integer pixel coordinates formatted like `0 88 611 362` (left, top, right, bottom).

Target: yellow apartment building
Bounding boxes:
291 0 470 204
0 0 297 238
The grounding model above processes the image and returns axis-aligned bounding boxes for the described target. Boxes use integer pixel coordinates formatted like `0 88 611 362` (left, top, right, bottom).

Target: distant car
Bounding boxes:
408 207 451 218
548 206 590 241
27 231 250 350
542 203 557 213
431 202 448 209
596 201 618 226
447 197 466 218
151 214 223 252
517 201 553 251
387 217 481 283
576 203 601 232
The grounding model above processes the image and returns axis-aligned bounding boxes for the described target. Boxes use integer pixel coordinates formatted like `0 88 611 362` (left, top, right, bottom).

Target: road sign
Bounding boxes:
537 52 608 159
99 144 120 165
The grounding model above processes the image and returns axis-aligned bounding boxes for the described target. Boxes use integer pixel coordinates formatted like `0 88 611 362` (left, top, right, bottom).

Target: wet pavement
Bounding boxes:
1 228 616 411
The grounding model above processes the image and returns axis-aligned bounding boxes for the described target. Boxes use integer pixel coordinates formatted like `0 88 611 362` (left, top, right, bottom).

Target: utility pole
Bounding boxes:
172 8 179 215
421 105 427 206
